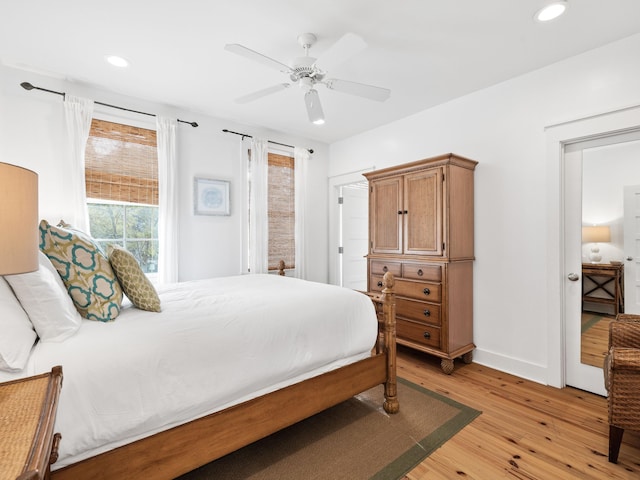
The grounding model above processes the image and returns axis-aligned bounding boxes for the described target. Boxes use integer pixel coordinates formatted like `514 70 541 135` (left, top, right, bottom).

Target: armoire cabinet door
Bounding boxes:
404 168 443 256
370 176 403 254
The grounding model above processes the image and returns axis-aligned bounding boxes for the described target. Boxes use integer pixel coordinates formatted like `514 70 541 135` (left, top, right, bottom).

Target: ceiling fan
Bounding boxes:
224 32 391 125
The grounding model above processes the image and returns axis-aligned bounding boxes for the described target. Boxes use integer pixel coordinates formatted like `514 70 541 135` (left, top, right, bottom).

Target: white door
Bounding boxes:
564 133 640 395
562 146 605 394
328 168 373 287
547 105 640 391
340 184 369 290
624 185 640 314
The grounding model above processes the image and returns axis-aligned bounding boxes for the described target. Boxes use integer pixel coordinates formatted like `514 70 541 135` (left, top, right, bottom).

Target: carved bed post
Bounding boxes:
278 260 286 276
380 271 399 414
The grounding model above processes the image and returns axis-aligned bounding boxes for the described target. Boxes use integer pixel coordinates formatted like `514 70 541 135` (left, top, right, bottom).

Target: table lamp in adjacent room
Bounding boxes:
582 225 611 264
0 162 39 275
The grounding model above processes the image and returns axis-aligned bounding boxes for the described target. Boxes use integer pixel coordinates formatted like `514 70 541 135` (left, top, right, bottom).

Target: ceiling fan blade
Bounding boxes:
235 83 291 104
314 33 367 72
224 44 292 73
324 79 391 102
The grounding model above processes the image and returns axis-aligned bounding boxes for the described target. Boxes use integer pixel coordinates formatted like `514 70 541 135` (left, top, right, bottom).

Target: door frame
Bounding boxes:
545 104 640 389
328 168 374 286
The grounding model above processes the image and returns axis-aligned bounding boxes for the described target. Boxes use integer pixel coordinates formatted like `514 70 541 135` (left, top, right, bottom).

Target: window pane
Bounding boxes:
126 205 157 239
88 202 159 273
126 240 159 273
88 204 124 239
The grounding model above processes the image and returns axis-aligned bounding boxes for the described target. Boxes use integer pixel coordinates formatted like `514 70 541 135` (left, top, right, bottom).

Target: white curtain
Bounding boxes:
294 147 309 279
63 95 94 232
156 116 178 284
249 138 269 274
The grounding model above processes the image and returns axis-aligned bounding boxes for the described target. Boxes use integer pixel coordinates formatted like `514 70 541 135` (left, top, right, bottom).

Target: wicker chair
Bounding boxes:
603 313 640 463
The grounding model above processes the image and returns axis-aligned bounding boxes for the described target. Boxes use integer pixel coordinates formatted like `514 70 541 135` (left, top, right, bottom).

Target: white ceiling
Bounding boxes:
2 0 640 143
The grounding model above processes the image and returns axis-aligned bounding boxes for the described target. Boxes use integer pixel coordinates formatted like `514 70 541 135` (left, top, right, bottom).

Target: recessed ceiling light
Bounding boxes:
105 55 129 68
534 1 568 22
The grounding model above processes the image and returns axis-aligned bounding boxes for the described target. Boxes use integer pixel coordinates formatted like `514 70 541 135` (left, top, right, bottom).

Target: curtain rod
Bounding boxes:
222 129 314 154
20 82 199 127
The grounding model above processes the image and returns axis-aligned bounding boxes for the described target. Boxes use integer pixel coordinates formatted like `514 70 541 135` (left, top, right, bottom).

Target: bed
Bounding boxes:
1 246 397 479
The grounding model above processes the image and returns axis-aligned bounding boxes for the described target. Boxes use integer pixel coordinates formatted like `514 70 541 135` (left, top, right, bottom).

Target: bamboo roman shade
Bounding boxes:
85 119 158 205
268 153 295 271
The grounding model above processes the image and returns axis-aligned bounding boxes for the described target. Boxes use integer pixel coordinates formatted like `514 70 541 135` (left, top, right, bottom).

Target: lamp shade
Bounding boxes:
0 163 38 274
582 225 611 243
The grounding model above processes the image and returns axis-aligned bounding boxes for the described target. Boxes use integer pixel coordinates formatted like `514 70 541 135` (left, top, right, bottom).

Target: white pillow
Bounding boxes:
5 251 82 342
0 276 37 371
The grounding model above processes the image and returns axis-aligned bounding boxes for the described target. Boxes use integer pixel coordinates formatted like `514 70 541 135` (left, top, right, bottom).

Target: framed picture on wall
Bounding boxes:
194 177 230 216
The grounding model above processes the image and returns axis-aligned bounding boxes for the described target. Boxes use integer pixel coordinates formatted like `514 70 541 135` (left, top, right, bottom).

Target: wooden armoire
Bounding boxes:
364 153 477 374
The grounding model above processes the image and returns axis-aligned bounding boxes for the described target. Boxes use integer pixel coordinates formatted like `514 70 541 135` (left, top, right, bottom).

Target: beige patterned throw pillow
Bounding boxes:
107 244 161 312
39 220 123 322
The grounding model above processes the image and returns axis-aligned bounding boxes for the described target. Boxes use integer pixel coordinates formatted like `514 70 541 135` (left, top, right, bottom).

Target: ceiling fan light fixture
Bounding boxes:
305 89 325 125
299 77 314 89
534 1 568 22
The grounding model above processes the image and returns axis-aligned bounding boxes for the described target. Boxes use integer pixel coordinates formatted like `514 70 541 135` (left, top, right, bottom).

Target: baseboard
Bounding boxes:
472 348 549 386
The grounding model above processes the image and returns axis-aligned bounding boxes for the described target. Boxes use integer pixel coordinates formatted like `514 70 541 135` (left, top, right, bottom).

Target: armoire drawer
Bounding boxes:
397 319 441 349
370 260 402 276
396 298 441 325
394 279 441 302
402 263 442 282
370 275 386 292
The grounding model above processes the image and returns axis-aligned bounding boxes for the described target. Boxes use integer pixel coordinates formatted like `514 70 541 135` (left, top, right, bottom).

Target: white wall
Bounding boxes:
0 65 330 283
329 33 640 384
582 139 640 263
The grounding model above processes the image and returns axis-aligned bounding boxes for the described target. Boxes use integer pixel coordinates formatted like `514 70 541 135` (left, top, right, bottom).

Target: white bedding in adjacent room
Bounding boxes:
4 274 378 468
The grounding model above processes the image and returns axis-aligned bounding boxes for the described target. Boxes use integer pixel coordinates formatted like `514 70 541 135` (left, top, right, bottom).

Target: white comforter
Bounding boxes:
16 274 378 468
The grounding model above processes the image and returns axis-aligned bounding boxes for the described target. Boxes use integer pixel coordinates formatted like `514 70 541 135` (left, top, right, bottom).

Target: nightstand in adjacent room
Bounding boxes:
582 263 625 317
0 366 63 480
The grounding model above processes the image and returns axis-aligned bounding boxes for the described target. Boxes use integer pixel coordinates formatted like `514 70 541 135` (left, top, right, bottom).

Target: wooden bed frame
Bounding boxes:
51 273 398 480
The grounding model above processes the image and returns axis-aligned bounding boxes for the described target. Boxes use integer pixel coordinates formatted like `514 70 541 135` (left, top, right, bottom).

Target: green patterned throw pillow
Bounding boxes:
107 244 161 312
39 220 123 322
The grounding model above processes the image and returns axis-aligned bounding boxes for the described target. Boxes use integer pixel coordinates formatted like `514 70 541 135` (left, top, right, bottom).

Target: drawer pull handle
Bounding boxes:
423 309 431 317
397 210 403 215
423 331 431 339
377 281 383 288
417 269 423 276
423 288 430 296
382 266 388 272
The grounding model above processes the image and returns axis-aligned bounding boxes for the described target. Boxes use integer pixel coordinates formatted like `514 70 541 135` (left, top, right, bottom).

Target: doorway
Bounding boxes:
564 135 640 395
546 105 640 395
328 168 373 288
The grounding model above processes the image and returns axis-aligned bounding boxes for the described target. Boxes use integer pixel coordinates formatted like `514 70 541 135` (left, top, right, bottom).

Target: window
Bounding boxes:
84 119 159 273
247 151 295 272
268 153 295 271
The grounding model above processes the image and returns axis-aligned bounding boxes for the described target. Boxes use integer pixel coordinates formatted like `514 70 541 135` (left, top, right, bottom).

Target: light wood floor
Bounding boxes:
581 314 611 368
396 346 640 479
